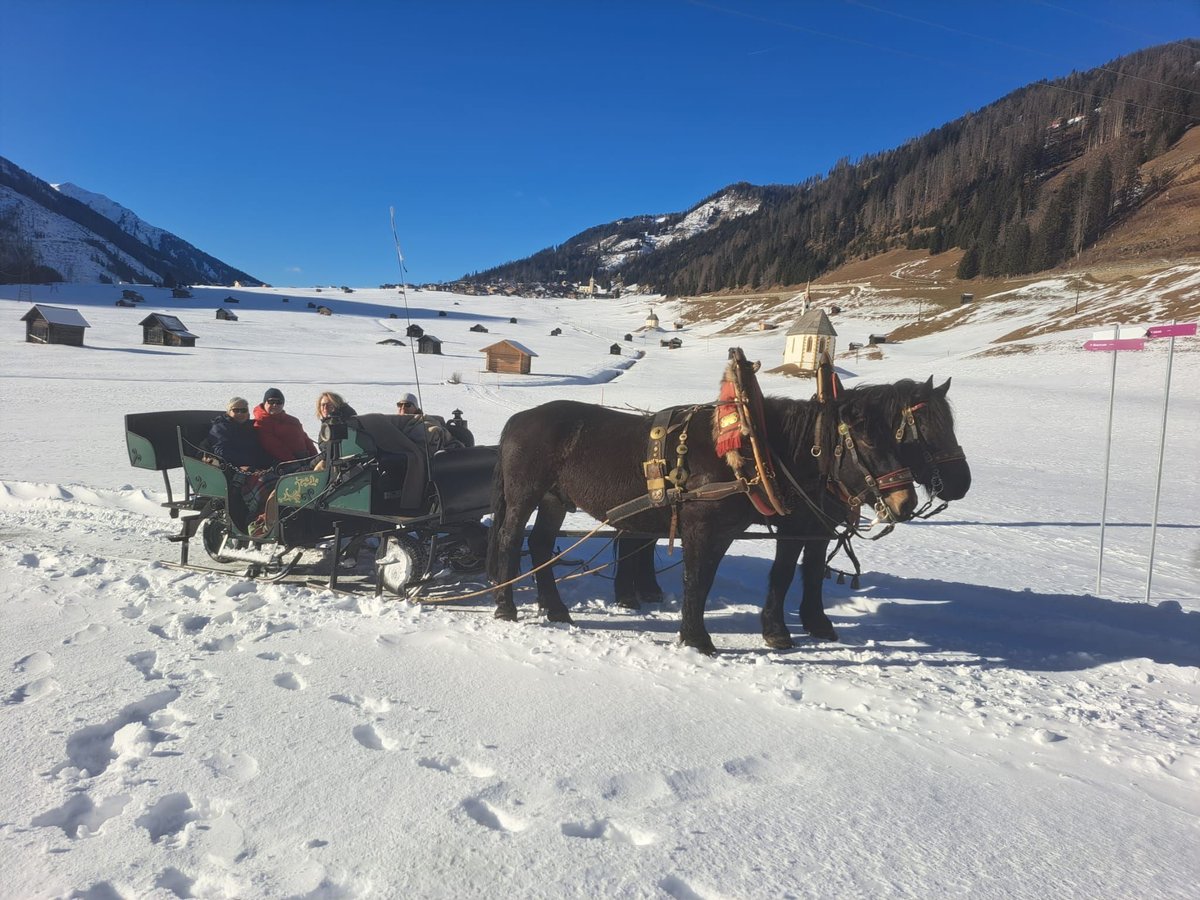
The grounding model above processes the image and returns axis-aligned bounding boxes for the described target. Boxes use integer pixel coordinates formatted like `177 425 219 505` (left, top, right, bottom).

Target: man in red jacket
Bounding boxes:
252 388 318 465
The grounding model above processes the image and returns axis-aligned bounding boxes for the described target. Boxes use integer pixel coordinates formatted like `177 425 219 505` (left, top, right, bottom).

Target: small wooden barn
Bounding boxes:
470 324 489 333
660 336 683 349
171 288 193 299
121 289 145 302
550 327 562 336
481 339 537 375
140 313 198 347
609 343 621 355
509 317 518 324
624 332 633 341
216 308 238 321
115 299 137 308
406 323 425 338
316 306 333 316
21 305 90 346
223 295 239 304
417 334 443 355
868 333 889 345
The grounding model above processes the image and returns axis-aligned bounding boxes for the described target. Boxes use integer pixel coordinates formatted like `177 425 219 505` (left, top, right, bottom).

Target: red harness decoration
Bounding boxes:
714 351 787 517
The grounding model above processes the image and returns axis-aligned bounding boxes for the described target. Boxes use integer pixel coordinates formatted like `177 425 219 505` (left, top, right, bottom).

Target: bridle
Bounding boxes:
895 400 965 519
807 406 914 540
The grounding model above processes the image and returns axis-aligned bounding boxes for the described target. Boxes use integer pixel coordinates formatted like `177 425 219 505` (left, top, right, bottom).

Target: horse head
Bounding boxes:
895 376 972 506
827 391 919 527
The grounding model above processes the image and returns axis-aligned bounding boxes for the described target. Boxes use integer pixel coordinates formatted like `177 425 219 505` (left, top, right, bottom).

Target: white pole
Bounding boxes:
1145 322 1176 603
1096 324 1119 595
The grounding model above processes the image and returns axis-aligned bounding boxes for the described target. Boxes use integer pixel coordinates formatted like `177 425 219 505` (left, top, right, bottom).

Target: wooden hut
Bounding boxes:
121 289 145 302
550 327 562 336
21 305 90 346
481 339 537 374
609 343 621 355
509 317 518 324
623 332 633 341
470 324 489 333
868 333 889 345
406 323 425 338
660 336 683 349
216 308 239 321
115 299 137 308
140 313 198 347
316 305 333 316
417 334 443 355
223 295 239 304
171 288 193 298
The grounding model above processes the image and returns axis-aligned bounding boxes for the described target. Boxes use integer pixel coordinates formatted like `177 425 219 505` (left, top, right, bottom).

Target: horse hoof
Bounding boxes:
804 623 839 642
615 597 641 610
543 608 574 624
680 635 717 656
763 632 794 650
494 603 517 622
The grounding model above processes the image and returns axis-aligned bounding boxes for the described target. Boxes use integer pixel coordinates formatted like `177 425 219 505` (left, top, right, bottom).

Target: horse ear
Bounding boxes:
936 377 951 397
924 374 934 393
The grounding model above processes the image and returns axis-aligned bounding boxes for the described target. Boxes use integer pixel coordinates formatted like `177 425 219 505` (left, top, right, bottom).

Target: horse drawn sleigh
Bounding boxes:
125 349 970 653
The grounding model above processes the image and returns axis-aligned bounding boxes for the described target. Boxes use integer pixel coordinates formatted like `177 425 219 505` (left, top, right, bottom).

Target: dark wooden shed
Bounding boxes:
406 323 425 338
609 343 621 355
868 333 889 345
470 324 489 333
140 313 198 347
316 306 333 316
623 333 633 341
216 308 239 321
21 305 90 346
550 327 562 336
223 295 239 304
171 288 193 298
417 334 443 355
660 336 683 349
121 289 145 302
481 339 537 374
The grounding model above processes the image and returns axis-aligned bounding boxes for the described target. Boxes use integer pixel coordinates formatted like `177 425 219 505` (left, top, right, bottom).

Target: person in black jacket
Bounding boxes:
203 397 273 471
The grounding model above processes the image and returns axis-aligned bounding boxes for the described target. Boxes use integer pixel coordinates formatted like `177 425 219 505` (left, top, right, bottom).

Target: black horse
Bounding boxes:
487 393 919 654
614 376 970 647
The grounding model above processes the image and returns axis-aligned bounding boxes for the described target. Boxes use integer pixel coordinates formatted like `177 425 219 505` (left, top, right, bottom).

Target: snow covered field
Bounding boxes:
1 277 1198 899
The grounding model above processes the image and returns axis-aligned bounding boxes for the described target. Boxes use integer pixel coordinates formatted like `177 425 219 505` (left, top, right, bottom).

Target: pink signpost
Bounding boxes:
1084 321 1196 600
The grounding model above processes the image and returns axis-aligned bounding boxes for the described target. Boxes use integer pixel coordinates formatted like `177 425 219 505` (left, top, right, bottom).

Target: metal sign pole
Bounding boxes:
1096 324 1119 595
1145 322 1176 603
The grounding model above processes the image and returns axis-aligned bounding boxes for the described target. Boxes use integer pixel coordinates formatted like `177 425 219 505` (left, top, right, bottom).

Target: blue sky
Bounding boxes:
3 1 1198 286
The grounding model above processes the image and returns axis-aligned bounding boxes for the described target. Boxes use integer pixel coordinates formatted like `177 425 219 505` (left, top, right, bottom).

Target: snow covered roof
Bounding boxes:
480 339 538 357
139 313 197 338
21 304 90 328
785 308 837 337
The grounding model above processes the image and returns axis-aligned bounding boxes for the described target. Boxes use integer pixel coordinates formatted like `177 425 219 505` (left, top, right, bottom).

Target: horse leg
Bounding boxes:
528 497 572 623
678 525 734 655
491 492 539 622
800 539 838 641
634 539 664 605
762 535 801 650
613 535 642 609
613 537 663 609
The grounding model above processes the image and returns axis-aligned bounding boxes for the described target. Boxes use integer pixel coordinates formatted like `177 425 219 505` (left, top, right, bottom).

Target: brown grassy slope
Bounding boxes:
675 127 1200 342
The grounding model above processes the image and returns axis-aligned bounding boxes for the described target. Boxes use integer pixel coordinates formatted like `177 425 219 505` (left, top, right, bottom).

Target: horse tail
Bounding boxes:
486 445 508 584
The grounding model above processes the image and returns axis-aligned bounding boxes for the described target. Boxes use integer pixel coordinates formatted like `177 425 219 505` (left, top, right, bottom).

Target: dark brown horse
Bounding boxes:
487 392 918 654
614 376 970 647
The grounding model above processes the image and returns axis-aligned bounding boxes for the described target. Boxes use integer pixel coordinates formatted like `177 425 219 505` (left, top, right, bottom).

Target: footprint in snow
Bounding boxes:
31 792 132 839
352 724 398 751
274 672 305 690
64 624 108 646
14 650 54 675
561 818 656 846
126 651 162 681
417 756 495 778
202 749 260 781
7 676 61 705
330 693 391 716
460 796 526 833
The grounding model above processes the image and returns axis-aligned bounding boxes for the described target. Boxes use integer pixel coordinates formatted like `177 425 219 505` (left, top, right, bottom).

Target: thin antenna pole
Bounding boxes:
390 206 424 412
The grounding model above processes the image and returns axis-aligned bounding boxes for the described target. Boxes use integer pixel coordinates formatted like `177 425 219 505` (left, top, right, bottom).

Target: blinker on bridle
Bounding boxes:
896 400 965 519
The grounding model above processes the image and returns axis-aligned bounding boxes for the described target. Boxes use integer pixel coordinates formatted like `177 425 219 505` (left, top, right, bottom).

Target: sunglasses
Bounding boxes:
397 403 415 410
230 407 249 413
266 399 284 406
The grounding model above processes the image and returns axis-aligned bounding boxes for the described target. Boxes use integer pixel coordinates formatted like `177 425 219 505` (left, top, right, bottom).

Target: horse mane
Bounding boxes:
841 378 956 438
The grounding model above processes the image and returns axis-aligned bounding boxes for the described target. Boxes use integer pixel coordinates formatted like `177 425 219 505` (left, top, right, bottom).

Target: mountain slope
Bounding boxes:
469 41 1200 295
0 155 261 286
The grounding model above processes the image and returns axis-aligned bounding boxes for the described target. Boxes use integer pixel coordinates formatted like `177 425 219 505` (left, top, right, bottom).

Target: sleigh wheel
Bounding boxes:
376 533 430 595
202 514 239 563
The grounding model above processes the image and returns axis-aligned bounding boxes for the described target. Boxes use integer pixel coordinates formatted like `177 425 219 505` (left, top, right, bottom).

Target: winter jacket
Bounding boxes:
203 415 273 469
253 404 319 462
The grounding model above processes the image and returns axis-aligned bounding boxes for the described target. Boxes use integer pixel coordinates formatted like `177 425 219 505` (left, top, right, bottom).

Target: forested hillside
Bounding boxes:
470 41 1200 294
